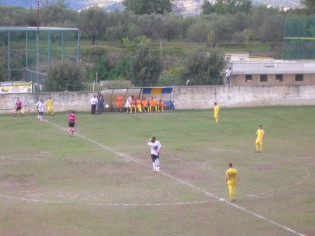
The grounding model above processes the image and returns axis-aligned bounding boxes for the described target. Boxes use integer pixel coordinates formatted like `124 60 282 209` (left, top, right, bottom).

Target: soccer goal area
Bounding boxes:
0 26 80 88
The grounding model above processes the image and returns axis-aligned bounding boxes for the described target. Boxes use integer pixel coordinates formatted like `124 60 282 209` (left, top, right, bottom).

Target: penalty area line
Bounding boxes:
46 120 306 236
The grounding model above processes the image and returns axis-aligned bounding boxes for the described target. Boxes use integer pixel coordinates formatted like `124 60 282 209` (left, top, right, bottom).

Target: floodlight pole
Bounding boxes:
7 31 11 81
36 0 40 92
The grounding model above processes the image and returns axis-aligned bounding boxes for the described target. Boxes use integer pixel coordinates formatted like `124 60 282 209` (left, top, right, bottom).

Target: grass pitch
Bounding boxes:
0 107 314 236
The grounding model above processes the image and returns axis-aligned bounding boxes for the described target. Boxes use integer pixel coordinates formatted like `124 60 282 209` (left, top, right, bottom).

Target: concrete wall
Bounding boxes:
173 85 315 109
0 92 97 114
1 85 315 114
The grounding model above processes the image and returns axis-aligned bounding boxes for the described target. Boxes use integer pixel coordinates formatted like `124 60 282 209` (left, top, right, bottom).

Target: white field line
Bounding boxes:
0 193 208 207
44 120 305 236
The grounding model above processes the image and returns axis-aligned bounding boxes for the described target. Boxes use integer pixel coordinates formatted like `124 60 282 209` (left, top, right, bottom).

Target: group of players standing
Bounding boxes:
13 96 266 202
14 97 54 120
213 102 265 202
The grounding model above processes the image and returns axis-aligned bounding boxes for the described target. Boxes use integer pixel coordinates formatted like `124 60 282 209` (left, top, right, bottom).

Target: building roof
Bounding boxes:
230 60 315 75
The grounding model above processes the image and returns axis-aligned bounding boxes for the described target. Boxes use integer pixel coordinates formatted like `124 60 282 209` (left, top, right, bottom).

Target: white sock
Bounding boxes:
152 163 156 170
155 159 160 168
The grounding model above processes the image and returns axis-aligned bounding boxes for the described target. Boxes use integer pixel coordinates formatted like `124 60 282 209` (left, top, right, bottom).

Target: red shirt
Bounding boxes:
67 113 76 123
16 101 22 108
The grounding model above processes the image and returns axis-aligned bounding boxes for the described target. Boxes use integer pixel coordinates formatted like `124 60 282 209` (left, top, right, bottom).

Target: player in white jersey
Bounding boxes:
147 137 162 172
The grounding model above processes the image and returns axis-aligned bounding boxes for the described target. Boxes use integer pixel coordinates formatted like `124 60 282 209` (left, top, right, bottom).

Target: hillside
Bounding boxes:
0 0 302 15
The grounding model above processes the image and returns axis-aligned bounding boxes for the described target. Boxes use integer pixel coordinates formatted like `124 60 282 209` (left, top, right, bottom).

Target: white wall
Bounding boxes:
1 85 315 114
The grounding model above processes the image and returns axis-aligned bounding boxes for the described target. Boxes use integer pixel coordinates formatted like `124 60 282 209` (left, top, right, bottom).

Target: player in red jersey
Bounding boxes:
67 111 77 137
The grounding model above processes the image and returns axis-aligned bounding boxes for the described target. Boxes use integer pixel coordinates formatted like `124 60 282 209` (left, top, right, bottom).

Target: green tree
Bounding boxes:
41 0 76 25
302 0 315 14
0 6 30 26
138 14 165 38
201 0 216 14
202 0 252 15
123 0 173 15
45 62 85 91
105 11 140 43
108 56 131 80
122 35 152 51
162 13 183 41
78 7 107 44
181 47 226 85
250 6 283 42
128 45 163 86
89 55 112 81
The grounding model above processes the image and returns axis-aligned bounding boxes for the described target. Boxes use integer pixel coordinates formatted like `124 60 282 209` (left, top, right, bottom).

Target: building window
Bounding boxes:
295 74 304 81
276 74 283 81
245 75 252 82
260 74 268 82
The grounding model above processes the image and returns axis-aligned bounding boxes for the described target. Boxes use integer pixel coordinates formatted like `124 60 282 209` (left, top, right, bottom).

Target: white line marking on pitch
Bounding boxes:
0 193 208 207
45 120 306 236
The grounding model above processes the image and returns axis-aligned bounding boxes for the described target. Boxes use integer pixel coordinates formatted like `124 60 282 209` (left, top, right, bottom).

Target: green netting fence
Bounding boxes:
283 14 315 60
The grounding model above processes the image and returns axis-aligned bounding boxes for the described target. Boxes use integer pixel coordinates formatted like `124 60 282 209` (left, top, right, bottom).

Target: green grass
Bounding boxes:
0 107 314 236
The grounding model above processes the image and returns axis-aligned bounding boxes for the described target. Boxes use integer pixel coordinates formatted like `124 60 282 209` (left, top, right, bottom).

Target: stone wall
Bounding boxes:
1 85 315 114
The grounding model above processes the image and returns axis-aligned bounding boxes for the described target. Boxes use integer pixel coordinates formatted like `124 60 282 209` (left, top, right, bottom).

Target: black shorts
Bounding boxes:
39 112 43 115
16 107 22 112
69 122 75 127
151 154 159 162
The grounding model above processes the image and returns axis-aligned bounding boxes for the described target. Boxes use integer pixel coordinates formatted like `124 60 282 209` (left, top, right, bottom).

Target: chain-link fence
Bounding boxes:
0 27 79 82
283 14 315 60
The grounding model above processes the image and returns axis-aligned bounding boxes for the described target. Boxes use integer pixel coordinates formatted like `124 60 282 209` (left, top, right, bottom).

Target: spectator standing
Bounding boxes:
225 67 232 86
90 95 98 115
97 95 104 114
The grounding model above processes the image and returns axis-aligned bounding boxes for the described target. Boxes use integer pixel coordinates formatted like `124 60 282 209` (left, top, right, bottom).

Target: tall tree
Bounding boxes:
162 13 183 41
78 7 107 44
181 47 226 85
45 62 86 92
41 0 76 25
123 0 173 15
128 45 163 86
202 0 252 15
301 0 315 14
201 0 216 14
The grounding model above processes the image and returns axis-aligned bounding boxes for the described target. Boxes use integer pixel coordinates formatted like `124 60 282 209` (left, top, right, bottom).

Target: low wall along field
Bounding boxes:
1 85 315 114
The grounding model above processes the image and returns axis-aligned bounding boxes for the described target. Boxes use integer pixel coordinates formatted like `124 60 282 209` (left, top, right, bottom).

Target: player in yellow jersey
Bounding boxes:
225 163 240 202
46 97 54 116
255 125 265 153
149 97 155 112
136 97 142 112
158 99 164 112
142 97 148 112
213 102 220 124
